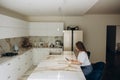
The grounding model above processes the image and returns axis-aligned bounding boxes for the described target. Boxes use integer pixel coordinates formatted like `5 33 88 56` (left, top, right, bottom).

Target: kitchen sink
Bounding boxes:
49 52 62 55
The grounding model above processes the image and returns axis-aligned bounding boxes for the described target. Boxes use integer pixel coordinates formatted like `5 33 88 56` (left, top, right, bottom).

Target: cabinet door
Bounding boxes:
24 50 33 70
16 50 33 79
73 31 83 50
33 48 49 65
63 31 72 51
49 48 63 53
63 30 83 51
0 50 33 80
16 55 24 79
0 57 19 80
0 63 9 80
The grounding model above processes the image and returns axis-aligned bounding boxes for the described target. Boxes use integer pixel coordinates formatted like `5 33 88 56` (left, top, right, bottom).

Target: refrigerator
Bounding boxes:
63 30 83 51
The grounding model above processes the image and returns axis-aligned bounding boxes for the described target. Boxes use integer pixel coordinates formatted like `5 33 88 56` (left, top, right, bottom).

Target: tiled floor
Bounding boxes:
19 65 37 80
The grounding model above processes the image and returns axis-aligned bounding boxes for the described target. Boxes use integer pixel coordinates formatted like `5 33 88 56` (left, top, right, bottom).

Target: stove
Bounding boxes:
1 52 18 57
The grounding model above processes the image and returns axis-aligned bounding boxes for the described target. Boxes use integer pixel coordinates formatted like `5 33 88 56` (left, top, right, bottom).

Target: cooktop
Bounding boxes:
1 52 18 57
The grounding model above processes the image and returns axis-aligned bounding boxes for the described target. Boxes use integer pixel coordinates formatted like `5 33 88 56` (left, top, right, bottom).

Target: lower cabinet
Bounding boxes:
0 49 33 80
0 57 19 80
32 48 63 65
32 48 49 65
0 48 63 80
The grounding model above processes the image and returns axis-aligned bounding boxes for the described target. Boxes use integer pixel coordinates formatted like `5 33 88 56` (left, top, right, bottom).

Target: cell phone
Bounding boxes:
65 57 69 61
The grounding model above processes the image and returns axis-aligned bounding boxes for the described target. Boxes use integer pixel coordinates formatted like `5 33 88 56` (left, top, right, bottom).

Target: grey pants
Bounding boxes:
81 65 93 76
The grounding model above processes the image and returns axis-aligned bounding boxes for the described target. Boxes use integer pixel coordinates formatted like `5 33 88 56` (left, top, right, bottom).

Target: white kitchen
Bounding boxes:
0 15 84 80
0 0 120 80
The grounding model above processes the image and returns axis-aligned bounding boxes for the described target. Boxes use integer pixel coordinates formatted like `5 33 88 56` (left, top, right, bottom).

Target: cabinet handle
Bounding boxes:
8 76 11 79
8 63 11 65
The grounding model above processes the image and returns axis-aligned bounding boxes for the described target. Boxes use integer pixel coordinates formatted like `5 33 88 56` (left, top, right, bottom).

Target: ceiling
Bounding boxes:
0 0 120 16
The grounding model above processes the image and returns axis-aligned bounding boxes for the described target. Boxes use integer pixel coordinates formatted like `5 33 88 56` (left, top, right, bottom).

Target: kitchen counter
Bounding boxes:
0 47 62 65
0 48 32 64
27 51 86 80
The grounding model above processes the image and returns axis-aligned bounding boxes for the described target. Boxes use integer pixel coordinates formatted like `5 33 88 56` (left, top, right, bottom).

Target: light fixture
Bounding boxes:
57 0 66 21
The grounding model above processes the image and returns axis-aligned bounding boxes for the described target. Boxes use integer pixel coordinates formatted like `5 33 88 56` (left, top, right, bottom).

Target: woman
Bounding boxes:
69 41 93 77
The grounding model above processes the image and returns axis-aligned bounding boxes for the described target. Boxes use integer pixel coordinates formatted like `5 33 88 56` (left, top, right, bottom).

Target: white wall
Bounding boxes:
28 15 120 63
0 14 28 39
82 15 120 63
29 22 64 36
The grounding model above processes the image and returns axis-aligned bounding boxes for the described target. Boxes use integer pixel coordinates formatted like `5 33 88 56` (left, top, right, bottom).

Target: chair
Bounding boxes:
86 62 105 80
86 51 91 59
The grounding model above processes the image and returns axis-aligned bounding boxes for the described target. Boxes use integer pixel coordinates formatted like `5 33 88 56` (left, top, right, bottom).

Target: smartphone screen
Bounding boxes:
65 57 69 61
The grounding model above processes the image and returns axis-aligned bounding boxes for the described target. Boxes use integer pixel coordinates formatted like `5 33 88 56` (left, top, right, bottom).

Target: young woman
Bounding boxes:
69 41 93 77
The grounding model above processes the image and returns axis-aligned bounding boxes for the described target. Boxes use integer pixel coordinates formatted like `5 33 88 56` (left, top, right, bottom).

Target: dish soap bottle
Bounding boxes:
13 44 19 52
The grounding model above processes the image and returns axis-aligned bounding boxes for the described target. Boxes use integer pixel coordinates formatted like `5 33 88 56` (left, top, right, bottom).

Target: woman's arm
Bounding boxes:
69 59 82 65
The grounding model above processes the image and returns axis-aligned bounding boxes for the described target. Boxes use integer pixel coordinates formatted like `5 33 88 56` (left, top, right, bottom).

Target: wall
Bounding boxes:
0 14 29 39
0 7 27 21
28 15 120 63
29 22 64 36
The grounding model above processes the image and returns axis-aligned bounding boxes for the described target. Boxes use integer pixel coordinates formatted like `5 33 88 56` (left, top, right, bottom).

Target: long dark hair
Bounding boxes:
76 41 87 52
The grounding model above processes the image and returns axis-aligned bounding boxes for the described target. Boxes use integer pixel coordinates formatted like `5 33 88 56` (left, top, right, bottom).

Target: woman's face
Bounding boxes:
75 46 79 52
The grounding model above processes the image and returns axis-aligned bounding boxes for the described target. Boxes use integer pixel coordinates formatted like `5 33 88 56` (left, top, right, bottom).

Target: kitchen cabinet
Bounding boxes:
0 57 19 80
29 22 64 36
0 14 28 39
32 48 50 65
0 49 33 80
17 50 33 78
32 48 63 65
63 30 83 51
49 48 63 55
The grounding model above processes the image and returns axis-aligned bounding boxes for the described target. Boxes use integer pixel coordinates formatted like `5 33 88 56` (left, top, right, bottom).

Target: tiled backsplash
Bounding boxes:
0 36 63 55
0 37 25 54
29 36 63 48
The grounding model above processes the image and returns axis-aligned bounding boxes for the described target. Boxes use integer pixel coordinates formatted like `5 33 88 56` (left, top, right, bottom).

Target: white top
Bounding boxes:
77 51 91 66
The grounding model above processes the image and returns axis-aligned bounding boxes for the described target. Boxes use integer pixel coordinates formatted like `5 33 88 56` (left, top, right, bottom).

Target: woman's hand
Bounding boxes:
69 59 82 65
65 58 82 65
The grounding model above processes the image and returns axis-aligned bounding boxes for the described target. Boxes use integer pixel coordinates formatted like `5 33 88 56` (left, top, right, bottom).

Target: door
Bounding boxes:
106 25 116 68
63 30 72 51
73 31 83 51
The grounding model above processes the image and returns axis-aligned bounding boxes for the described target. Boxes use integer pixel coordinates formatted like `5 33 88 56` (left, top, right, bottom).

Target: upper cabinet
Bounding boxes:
63 30 83 51
29 22 64 36
0 14 28 39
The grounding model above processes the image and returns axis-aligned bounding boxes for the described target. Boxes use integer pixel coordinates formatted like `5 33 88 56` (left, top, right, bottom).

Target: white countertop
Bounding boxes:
0 49 31 64
27 51 86 80
0 57 12 64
